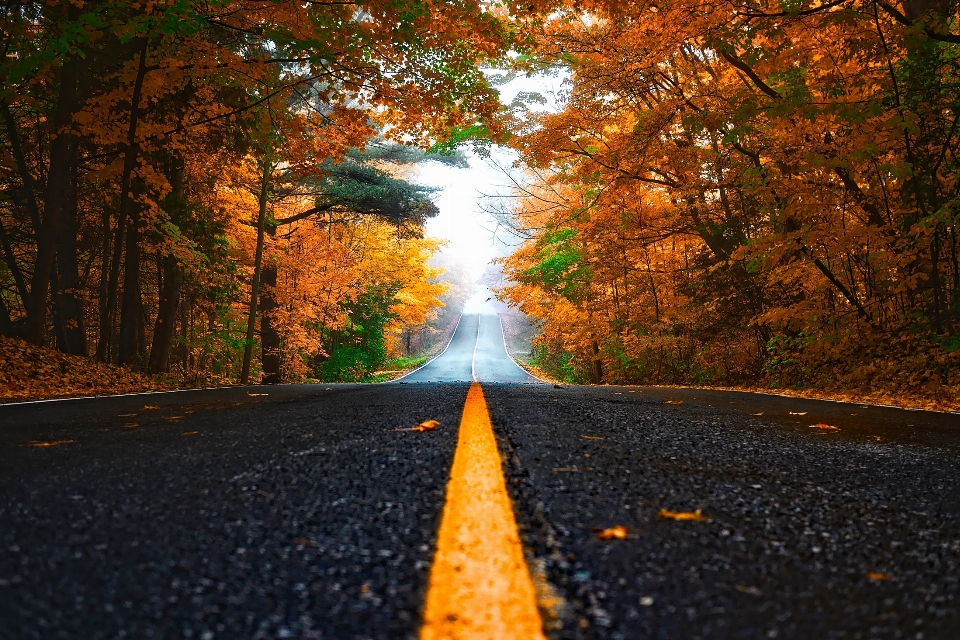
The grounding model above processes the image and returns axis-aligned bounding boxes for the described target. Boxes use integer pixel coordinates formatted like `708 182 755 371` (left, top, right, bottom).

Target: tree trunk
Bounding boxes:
52 139 87 355
259 223 281 383
149 255 181 373
240 160 271 384
28 36 80 345
115 40 150 368
118 208 146 367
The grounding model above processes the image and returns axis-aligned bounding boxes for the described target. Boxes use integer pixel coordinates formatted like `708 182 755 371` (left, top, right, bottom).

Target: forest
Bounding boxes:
0 0 501 385
2 0 959 404
498 0 960 405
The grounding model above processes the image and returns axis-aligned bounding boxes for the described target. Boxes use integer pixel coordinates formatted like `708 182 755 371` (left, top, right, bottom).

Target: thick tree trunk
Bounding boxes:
149 255 180 373
52 140 87 355
240 160 271 384
259 223 281 383
115 40 150 368
28 45 80 345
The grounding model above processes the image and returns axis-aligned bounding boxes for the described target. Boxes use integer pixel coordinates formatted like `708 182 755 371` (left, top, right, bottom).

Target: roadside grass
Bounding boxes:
365 355 429 382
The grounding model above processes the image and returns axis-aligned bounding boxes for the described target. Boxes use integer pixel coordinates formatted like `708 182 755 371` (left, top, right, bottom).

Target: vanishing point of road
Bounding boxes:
2 299 959 639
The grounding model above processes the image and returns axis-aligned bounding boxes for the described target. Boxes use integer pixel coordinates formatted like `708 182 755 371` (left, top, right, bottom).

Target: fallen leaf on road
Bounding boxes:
181 430 198 436
751 412 764 416
789 411 807 415
581 435 604 440
22 440 74 447
658 508 711 522
867 572 892 581
664 400 683 405
413 419 440 432
122 422 139 428
142 405 160 410
553 467 594 472
594 525 629 540
247 392 269 397
293 538 317 548
810 423 839 430
163 416 184 421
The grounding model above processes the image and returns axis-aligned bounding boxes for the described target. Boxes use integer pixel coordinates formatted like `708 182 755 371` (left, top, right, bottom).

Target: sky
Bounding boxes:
412 72 567 283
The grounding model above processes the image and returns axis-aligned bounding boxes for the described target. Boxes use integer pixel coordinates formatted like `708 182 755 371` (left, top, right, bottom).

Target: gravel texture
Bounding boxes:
485 384 960 640
1 384 467 639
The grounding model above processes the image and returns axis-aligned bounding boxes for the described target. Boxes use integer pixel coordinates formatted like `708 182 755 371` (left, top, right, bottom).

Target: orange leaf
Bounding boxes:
664 400 683 405
658 508 711 522
413 419 441 431
142 405 160 410
867 572 892 581
594 525 629 540
811 423 839 430
22 439 74 447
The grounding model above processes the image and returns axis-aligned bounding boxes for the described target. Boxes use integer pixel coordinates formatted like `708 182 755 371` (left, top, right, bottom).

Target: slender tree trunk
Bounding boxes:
52 139 87 355
259 223 281 384
118 207 146 367
115 40 150 367
240 160 271 384
28 41 80 345
148 255 181 373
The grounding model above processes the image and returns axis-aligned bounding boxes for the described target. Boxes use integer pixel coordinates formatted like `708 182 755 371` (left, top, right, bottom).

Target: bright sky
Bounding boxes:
414 73 567 282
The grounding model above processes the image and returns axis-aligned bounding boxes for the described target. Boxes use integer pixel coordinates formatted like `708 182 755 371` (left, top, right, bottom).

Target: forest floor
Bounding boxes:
0 337 172 403
509 354 960 415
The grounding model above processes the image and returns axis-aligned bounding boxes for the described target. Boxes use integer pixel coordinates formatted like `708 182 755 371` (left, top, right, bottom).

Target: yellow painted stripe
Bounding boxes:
420 382 546 640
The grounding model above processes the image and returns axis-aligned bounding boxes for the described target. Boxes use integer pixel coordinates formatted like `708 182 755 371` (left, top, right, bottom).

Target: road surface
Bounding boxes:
1 304 958 639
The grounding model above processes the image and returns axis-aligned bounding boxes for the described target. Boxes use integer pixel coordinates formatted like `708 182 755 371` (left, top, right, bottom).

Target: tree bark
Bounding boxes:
51 138 87 355
28 35 80 345
115 40 150 367
259 223 282 384
240 160 271 384
149 254 181 373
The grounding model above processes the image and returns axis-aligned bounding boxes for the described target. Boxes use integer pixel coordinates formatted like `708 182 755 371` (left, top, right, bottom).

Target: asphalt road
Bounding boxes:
1 310 958 639
400 313 539 384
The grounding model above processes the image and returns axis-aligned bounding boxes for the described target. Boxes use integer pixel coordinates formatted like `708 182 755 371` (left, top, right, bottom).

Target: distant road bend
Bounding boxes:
1 295 958 639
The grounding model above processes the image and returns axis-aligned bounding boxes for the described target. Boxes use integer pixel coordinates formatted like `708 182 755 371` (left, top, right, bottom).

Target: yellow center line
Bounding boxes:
420 382 546 640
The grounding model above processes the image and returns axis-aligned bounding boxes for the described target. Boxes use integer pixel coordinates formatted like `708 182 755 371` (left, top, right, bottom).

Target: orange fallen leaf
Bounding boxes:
594 525 629 540
581 435 604 440
867 572 892 581
789 411 807 416
413 419 440 432
247 392 269 397
163 416 184 421
142 405 160 410
751 412 764 416
658 508 711 522
664 400 683 405
122 422 139 428
22 439 74 447
181 430 198 436
811 423 839 430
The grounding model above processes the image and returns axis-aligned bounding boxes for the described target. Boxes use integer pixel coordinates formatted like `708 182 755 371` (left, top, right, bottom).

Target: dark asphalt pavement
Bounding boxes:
1 312 958 639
